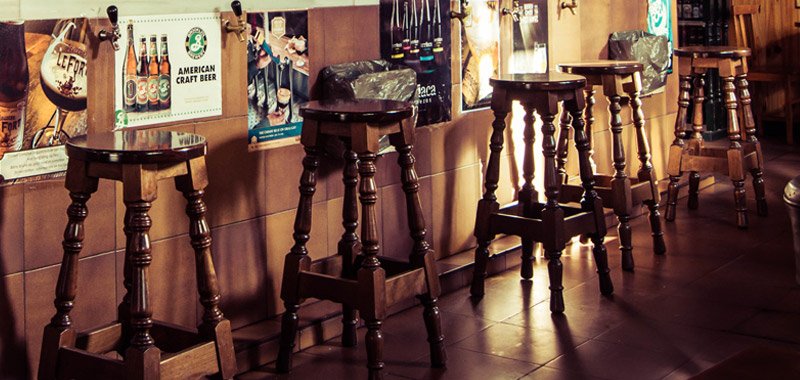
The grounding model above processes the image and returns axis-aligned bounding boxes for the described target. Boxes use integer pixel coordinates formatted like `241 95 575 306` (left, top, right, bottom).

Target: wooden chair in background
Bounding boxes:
732 3 800 144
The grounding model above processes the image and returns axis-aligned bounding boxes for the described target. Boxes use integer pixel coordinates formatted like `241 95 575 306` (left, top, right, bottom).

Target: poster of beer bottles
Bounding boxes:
509 1 548 75
380 0 452 126
459 0 499 111
246 10 310 151
0 19 90 185
113 14 222 129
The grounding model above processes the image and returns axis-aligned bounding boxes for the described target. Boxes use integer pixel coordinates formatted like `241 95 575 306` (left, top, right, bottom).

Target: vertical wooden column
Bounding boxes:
519 102 538 280
338 138 360 348
277 125 321 372
471 88 510 298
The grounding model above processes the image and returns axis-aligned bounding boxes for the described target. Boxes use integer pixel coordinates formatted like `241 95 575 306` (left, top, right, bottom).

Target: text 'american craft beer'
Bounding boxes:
0 21 29 155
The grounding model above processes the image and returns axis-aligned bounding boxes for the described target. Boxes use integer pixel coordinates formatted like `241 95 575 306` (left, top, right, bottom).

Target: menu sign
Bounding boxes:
0 18 90 185
380 0 452 126
114 14 222 129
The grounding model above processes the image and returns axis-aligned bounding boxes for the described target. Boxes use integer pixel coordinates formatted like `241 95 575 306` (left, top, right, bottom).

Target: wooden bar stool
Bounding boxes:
276 99 446 379
557 61 666 272
665 46 768 228
39 131 237 379
470 73 613 314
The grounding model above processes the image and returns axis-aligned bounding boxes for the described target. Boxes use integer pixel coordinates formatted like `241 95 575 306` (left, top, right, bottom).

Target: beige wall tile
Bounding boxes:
379 176 434 261
0 273 27 379
211 217 270 329
431 164 481 258
0 186 24 275
24 179 116 271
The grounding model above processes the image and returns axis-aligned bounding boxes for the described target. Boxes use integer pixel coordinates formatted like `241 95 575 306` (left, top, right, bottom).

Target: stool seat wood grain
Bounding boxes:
277 99 446 380
559 60 643 76
665 47 767 228
38 131 237 380
472 75 613 314
674 46 751 59
556 61 666 271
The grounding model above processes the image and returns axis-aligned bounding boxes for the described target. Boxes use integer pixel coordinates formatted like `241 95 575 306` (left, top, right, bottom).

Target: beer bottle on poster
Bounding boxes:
418 0 435 71
159 34 171 110
390 0 404 63
123 23 137 112
147 34 159 110
432 0 445 67
404 0 422 72
402 1 411 57
136 35 149 112
0 21 29 155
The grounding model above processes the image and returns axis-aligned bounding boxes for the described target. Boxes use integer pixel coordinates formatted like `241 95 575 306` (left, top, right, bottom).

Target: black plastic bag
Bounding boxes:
608 30 671 95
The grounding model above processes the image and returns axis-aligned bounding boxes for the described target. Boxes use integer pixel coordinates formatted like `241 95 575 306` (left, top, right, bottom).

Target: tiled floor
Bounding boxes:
240 139 800 380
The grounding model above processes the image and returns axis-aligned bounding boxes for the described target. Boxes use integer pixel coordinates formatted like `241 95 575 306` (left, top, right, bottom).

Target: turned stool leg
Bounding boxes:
569 99 613 297
390 130 446 368
339 139 360 348
118 208 133 355
277 144 320 372
556 107 572 185
176 159 237 378
124 198 161 378
722 76 749 229
608 93 634 271
736 74 768 217
471 93 509 298
540 104 567 313
39 161 98 380
585 88 598 174
688 74 706 210
356 151 387 380
666 73 693 222
520 102 539 280
628 83 666 255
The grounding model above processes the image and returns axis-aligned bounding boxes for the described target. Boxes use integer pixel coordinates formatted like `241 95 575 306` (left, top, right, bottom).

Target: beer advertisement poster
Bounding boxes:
0 18 90 185
246 10 310 151
114 14 223 129
380 0 452 127
460 0 499 112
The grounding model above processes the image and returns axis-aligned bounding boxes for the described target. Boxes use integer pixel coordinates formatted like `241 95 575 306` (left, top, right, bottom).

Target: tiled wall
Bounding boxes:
0 1 681 378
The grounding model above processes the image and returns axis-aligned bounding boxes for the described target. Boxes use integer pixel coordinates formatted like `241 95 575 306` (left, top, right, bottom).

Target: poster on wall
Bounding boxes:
0 18 89 185
380 0 452 126
246 10 310 151
113 14 222 129
510 0 548 75
648 0 673 72
460 0 499 111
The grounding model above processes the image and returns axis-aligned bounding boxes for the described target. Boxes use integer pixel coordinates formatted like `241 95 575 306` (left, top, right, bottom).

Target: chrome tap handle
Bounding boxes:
98 5 121 51
224 0 247 42
502 0 521 22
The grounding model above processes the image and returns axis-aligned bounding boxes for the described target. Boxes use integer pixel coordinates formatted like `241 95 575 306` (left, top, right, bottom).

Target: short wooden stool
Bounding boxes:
665 46 768 228
277 100 446 379
38 131 237 380
471 73 614 313
557 61 666 272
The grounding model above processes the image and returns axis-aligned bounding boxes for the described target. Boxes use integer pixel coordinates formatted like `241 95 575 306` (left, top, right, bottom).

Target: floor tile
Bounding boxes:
454 322 591 365
547 340 687 380
388 347 539 380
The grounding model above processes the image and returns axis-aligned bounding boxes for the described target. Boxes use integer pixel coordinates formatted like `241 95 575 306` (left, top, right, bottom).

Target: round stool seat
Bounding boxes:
300 99 414 124
674 46 751 59
558 60 643 76
491 72 586 92
66 130 207 165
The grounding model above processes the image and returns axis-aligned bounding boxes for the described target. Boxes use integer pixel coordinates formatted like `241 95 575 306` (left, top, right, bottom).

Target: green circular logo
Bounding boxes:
115 110 128 127
185 27 208 60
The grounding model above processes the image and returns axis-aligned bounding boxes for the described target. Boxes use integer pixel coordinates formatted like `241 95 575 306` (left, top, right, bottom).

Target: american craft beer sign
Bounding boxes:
113 14 222 129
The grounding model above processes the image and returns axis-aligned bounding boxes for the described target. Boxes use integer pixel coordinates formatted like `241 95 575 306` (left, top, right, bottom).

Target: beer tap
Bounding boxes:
97 5 121 51
224 0 247 42
450 0 471 24
561 0 578 15
502 0 522 22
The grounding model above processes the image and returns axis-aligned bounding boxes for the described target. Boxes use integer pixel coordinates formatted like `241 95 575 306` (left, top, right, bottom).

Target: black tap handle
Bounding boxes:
231 1 242 17
107 5 118 25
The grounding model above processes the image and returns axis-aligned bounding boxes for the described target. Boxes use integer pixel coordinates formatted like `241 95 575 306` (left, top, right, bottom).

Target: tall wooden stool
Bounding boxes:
277 100 446 379
665 46 768 228
39 131 237 379
470 73 614 314
557 61 666 272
